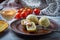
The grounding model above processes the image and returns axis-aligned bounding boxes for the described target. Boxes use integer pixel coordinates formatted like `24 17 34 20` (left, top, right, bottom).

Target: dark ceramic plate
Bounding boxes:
10 18 58 38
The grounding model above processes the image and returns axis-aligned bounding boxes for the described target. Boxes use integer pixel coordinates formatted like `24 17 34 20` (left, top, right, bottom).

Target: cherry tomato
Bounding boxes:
21 11 28 18
27 8 33 14
34 8 40 15
15 13 21 19
21 9 28 18
18 8 24 13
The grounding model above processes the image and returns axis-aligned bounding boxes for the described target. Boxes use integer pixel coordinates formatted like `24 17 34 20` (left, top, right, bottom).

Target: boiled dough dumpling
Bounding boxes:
39 16 50 27
26 14 38 24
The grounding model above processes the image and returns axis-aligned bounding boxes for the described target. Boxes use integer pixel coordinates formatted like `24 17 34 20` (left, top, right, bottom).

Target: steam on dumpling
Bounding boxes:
26 14 38 24
39 16 50 27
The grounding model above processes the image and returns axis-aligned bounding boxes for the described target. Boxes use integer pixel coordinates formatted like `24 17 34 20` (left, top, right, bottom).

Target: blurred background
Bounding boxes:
0 0 60 16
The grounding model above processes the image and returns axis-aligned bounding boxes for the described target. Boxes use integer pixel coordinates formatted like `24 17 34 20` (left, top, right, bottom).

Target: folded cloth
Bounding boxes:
20 0 48 9
41 2 57 16
41 0 60 16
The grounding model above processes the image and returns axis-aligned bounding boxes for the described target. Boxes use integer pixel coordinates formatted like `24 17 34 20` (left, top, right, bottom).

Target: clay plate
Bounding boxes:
10 18 58 38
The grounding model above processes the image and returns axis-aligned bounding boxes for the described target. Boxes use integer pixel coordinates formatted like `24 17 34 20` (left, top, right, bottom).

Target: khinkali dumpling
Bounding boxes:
39 16 50 27
26 14 38 24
